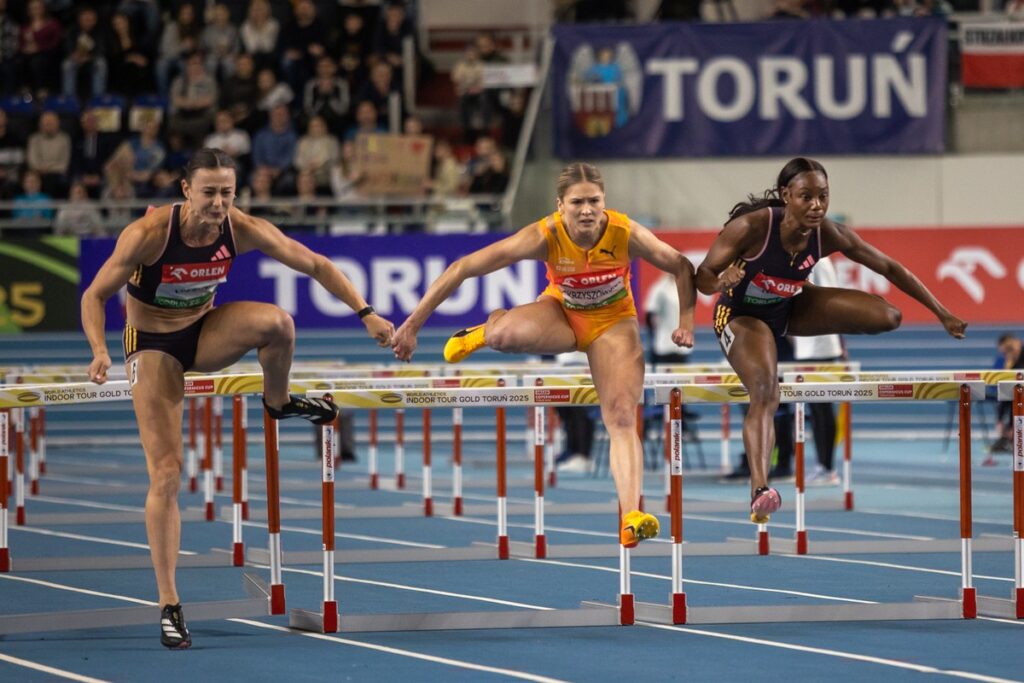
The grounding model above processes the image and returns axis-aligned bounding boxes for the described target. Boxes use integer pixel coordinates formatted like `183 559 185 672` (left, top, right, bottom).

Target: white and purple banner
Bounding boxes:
552 18 947 158
80 234 558 330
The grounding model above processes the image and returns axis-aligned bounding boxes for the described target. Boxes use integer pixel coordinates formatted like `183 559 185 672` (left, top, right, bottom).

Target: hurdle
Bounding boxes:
974 380 1024 619
289 384 630 633
586 380 984 625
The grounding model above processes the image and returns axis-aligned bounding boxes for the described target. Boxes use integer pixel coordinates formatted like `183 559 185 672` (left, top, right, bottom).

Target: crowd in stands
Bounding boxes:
0 0 521 234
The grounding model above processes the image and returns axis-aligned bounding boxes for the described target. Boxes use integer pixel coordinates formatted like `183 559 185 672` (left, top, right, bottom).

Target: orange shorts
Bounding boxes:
541 289 637 351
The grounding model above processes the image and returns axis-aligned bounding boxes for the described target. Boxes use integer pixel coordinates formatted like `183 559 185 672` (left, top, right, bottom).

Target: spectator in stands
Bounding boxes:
18 0 63 97
344 99 385 141
451 43 489 144
292 169 327 230
239 0 279 73
201 3 239 81
243 166 291 220
294 115 339 191
1008 0 1024 21
204 109 251 177
117 118 165 195
168 51 218 149
27 111 70 198
337 10 371 90
427 139 461 198
501 89 527 151
0 109 26 199
990 333 1024 454
371 1 414 76
12 169 53 220
279 0 329 98
149 168 181 200
357 62 400 128
54 180 106 235
107 11 151 98
0 0 19 96
767 0 810 18
116 0 161 46
468 149 508 195
219 52 259 133
101 143 136 225
61 6 107 100
304 55 350 136
252 103 297 194
255 67 294 115
329 139 364 202
402 115 424 135
70 108 119 199
462 135 498 190
156 2 201 96
162 132 192 174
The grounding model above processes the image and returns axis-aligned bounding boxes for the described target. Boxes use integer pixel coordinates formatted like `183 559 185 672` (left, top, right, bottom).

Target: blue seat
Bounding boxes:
42 95 81 115
0 94 37 139
88 94 126 133
128 94 167 131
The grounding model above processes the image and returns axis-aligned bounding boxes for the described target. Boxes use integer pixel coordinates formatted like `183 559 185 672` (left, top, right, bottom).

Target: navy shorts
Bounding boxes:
123 315 208 371
713 302 791 356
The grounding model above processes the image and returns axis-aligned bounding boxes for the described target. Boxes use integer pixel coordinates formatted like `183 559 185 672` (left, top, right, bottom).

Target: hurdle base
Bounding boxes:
290 605 339 633
0 573 271 636
10 549 240 572
768 537 1011 555
334 606 621 633
509 539 758 560
248 543 499 566
621 599 963 625
973 595 1024 619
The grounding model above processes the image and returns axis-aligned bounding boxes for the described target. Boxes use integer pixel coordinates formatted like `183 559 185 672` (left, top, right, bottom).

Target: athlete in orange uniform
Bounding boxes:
391 163 696 547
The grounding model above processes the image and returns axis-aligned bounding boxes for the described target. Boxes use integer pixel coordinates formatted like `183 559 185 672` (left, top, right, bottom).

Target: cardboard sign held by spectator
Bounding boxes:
355 134 433 196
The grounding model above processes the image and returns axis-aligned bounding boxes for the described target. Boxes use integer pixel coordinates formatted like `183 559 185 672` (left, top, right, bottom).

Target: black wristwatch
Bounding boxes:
357 305 376 319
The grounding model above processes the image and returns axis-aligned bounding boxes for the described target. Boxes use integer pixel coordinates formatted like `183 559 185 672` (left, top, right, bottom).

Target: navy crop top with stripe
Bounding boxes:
126 203 236 309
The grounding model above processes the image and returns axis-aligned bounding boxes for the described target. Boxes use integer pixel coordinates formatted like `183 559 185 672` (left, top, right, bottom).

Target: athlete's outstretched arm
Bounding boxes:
231 208 395 346
695 209 767 296
629 221 696 348
823 221 967 339
391 223 549 361
80 209 169 383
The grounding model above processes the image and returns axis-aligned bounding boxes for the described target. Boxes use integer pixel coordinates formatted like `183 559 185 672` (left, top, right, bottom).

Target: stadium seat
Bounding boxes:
88 94 126 133
0 94 37 139
128 94 167 132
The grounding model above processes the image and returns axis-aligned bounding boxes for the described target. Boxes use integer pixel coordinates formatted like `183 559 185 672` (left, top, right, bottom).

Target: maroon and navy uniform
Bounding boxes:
713 206 821 351
123 204 236 370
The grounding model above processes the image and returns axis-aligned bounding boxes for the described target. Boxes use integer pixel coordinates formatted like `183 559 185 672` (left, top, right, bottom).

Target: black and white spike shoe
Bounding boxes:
160 603 192 649
263 394 339 426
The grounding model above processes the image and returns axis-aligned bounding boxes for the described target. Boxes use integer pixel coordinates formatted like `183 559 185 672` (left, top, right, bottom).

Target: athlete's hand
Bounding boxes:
88 352 112 384
940 313 967 339
715 265 744 292
671 327 694 349
390 322 417 362
363 314 395 347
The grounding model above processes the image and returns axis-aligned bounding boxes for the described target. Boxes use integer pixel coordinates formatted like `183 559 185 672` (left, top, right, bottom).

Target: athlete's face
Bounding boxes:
183 167 237 225
781 171 829 230
557 181 605 235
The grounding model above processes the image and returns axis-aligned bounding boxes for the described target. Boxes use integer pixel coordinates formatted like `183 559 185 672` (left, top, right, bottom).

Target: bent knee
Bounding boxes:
149 463 183 498
264 307 295 342
745 377 779 408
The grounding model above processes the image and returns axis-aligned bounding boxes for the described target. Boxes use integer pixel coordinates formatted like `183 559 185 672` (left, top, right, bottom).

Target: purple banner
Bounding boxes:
552 18 947 158
80 234 558 330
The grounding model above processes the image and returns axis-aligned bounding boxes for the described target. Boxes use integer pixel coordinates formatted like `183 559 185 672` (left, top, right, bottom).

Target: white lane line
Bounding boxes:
240 520 445 549
642 623 1024 683
11 526 197 554
0 573 566 683
858 508 1007 526
779 553 1013 583
0 653 111 683
30 496 144 512
228 619 570 683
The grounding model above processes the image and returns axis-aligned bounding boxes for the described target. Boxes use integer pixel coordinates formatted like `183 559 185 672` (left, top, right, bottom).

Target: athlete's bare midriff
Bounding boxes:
126 295 213 334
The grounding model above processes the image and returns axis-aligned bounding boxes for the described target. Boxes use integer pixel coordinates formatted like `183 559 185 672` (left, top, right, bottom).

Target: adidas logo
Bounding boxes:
797 255 816 270
210 245 231 261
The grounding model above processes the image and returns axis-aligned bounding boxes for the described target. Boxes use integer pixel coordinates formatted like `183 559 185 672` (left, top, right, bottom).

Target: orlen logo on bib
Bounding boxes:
751 272 803 298
163 262 231 282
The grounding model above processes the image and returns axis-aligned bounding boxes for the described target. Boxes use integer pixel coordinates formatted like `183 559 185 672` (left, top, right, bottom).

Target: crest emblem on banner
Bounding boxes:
568 43 643 138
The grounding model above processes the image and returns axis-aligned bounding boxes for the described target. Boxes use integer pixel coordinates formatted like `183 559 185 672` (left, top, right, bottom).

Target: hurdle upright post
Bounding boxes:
214 396 224 492
842 401 853 510
37 407 45 475
187 398 198 493
28 407 39 495
231 395 245 566
262 409 286 614
497 379 509 560
720 404 730 473
240 396 249 520
422 408 432 517
664 403 671 513
368 409 378 490
669 388 686 623
1 410 9 571
546 406 557 487
533 378 546 558
14 408 24 526
321 408 338 631
795 401 807 555
1013 384 1023 618
203 397 214 521
395 408 405 489
452 406 463 515
959 383 976 619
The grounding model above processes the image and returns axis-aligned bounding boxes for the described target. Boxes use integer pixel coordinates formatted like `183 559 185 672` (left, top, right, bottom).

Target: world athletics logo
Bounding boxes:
567 43 643 138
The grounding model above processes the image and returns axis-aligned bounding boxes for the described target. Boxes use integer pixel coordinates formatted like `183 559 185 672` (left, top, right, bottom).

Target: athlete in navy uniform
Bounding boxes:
697 157 966 523
82 148 394 648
